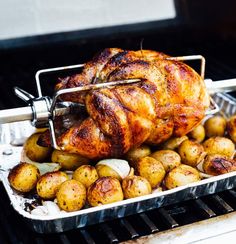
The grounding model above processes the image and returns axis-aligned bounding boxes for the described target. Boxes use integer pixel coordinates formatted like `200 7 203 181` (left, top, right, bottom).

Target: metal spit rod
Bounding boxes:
0 106 33 124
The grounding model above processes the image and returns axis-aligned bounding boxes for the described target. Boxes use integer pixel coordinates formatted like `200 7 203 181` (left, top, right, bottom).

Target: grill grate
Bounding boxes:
0 182 236 244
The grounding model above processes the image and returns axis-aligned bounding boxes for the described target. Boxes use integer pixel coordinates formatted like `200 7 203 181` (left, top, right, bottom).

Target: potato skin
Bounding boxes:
165 164 200 189
51 149 89 170
56 179 86 212
125 145 151 167
204 116 226 137
188 124 205 143
24 133 52 162
136 156 165 188
95 164 121 180
73 165 98 188
227 115 236 143
203 136 235 158
8 162 40 193
150 150 181 172
87 177 124 206
161 136 188 150
122 175 152 199
36 171 69 199
203 154 236 176
178 140 206 167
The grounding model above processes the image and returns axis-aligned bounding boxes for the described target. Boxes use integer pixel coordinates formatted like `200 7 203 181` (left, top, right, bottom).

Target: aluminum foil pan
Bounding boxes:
0 93 236 233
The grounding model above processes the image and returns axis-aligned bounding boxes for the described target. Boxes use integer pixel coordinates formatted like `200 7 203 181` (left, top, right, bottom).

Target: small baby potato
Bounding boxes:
203 154 236 176
227 115 236 143
125 145 151 167
87 177 124 207
51 149 89 171
188 124 205 143
36 171 69 199
24 133 52 162
8 162 40 193
203 136 235 158
73 165 98 188
178 139 206 167
150 150 181 172
136 156 165 188
165 164 200 189
122 175 152 199
161 136 188 150
204 116 226 137
96 159 131 181
56 179 86 212
96 164 120 180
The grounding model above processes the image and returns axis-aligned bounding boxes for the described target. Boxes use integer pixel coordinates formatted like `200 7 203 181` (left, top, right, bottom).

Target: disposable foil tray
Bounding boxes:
0 92 236 234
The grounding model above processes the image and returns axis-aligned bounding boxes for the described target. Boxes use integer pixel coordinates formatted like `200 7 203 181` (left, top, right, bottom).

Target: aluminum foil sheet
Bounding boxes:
0 93 236 233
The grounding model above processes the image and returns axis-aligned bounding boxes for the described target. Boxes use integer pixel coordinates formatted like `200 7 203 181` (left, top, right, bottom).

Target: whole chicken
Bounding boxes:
41 48 210 159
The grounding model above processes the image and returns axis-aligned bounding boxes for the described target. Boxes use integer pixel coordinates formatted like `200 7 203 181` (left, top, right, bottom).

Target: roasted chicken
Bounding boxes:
41 48 210 159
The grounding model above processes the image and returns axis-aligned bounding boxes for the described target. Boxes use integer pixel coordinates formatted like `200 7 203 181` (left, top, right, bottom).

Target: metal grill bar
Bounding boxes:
211 195 234 213
100 223 119 243
158 208 179 228
120 219 139 239
139 213 159 233
80 229 96 244
193 199 216 218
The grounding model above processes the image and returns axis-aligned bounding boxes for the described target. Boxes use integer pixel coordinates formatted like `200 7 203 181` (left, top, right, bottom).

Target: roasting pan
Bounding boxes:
0 92 235 233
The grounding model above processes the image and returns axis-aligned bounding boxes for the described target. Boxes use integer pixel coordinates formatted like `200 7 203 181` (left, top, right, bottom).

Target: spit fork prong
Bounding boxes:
48 78 142 149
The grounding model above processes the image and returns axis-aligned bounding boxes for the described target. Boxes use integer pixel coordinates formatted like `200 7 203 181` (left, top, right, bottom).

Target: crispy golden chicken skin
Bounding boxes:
41 48 210 159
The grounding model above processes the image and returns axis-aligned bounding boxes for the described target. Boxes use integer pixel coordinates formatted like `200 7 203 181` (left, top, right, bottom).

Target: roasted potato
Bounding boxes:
188 124 205 143
136 156 165 188
24 133 52 162
87 177 124 206
125 145 151 167
96 159 130 180
73 165 98 188
150 150 181 172
227 115 236 143
36 171 69 199
56 179 86 212
122 175 152 199
51 149 89 170
161 136 188 150
165 164 200 189
203 136 235 158
178 139 206 167
8 162 40 193
204 116 226 137
203 154 236 176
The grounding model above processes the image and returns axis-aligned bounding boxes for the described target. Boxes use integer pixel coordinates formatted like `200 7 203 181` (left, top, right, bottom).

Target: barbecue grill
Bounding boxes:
1 0 236 243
